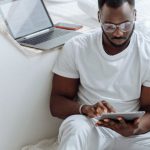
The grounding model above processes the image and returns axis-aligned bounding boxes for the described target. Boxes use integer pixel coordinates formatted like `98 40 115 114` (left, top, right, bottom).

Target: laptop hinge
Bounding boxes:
18 28 54 41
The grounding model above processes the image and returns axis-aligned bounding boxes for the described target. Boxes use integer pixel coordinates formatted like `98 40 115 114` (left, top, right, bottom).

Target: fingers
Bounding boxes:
117 117 128 128
93 100 116 116
88 107 98 118
134 118 140 124
85 105 98 118
95 119 116 129
96 117 126 127
133 118 140 128
95 116 140 137
85 101 116 118
95 102 108 114
101 101 116 113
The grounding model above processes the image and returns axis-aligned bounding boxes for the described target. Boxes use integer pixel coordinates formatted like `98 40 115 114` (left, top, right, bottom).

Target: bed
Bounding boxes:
0 0 150 150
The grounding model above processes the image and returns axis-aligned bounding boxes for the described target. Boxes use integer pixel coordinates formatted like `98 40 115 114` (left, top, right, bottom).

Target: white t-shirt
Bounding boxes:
52 29 150 112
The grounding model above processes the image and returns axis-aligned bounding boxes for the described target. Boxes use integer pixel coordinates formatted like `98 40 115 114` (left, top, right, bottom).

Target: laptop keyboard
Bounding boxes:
21 29 71 45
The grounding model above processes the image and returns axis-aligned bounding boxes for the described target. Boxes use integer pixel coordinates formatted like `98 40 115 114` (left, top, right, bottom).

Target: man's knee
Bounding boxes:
59 115 92 136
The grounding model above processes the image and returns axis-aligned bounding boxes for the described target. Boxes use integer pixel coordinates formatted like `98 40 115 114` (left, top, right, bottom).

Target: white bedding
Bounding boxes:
0 0 93 56
0 16 46 55
0 0 149 150
45 0 150 35
22 0 150 150
21 138 58 150
77 0 150 21
77 0 98 19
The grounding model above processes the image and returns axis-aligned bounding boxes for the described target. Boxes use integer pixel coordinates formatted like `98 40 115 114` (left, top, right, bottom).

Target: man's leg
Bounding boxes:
114 131 150 150
57 115 94 150
57 115 117 150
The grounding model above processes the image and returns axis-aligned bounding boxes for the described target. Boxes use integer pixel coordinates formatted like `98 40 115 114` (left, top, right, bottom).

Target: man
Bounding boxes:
50 0 150 149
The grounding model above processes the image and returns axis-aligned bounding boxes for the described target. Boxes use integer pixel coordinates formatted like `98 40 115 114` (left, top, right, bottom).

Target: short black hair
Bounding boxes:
98 0 135 9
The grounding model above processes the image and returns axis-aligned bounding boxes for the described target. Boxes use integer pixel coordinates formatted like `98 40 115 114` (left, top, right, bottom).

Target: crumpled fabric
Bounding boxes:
21 138 58 150
0 16 43 56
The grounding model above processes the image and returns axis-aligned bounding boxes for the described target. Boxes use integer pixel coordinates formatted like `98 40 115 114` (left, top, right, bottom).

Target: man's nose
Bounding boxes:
112 27 124 37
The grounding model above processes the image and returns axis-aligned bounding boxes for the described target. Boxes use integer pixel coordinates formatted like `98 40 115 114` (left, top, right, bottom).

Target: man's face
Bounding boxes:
99 2 136 47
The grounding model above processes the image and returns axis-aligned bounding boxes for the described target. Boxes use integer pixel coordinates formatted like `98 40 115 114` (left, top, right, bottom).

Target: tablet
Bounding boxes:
95 111 145 121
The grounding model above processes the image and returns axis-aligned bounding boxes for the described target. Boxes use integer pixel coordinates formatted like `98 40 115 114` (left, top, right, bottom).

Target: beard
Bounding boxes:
102 24 135 48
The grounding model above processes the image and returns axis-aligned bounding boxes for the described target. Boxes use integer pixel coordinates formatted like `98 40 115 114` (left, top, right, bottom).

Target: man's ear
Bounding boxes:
98 10 101 22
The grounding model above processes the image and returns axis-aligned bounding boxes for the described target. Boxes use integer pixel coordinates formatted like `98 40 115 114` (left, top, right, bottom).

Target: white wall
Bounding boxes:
0 34 62 150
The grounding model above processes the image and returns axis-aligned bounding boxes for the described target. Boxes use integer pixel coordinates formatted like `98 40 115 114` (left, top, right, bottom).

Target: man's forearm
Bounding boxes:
50 95 80 119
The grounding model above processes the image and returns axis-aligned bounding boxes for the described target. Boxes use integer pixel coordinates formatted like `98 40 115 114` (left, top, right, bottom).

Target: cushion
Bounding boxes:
0 15 44 55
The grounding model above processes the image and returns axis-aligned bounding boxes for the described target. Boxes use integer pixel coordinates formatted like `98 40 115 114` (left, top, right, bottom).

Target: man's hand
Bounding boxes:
96 117 140 137
81 101 116 118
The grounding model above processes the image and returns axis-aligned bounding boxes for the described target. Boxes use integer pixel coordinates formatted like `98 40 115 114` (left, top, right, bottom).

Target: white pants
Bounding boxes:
57 115 150 150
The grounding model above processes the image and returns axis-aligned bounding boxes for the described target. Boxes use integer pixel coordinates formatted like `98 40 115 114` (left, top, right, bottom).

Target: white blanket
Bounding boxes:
0 1 149 150
0 16 44 56
0 0 92 56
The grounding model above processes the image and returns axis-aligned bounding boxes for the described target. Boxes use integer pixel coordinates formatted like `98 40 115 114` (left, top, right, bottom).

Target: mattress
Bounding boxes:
0 1 149 149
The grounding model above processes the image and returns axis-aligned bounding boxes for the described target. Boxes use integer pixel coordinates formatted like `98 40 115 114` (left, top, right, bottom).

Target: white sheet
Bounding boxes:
45 0 99 27
0 16 44 55
0 0 93 56
77 0 98 19
1 1 149 150
77 0 150 21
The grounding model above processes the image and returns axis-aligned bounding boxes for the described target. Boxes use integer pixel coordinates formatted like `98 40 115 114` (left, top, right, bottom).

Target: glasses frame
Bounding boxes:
101 21 135 33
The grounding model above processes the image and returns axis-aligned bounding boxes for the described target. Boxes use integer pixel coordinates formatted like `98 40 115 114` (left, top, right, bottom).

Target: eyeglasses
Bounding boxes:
101 21 134 33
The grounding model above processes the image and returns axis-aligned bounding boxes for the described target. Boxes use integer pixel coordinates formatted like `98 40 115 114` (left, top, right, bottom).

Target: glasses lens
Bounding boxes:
102 24 116 33
120 22 133 32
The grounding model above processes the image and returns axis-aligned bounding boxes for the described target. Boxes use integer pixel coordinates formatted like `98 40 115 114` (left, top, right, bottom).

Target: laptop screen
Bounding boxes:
0 0 53 39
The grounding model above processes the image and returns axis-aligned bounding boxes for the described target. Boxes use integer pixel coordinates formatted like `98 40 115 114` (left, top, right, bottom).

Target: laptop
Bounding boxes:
0 0 81 50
